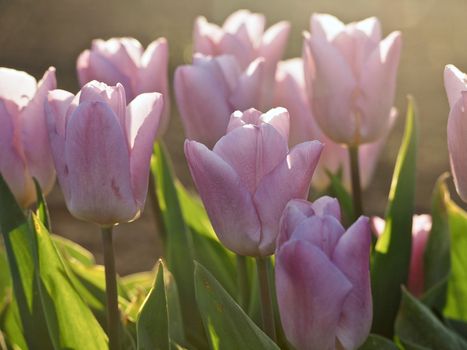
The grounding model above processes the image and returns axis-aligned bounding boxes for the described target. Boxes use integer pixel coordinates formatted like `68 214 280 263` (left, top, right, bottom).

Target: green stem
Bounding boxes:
101 226 119 350
348 145 364 218
236 255 249 309
256 257 276 341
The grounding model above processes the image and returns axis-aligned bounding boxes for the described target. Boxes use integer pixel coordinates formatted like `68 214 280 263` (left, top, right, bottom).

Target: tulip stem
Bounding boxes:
348 145 364 218
101 226 120 350
236 255 249 309
256 257 276 341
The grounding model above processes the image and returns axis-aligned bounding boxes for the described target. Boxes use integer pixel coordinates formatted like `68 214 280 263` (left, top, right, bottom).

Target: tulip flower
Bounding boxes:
275 197 372 350
444 64 467 202
372 215 432 297
46 80 163 226
275 58 396 191
174 54 264 148
193 10 290 108
77 37 170 134
184 107 322 256
0 67 56 207
303 14 402 145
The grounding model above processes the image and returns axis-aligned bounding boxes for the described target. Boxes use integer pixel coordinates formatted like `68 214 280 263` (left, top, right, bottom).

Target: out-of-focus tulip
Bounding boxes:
371 215 432 297
193 10 290 108
184 108 322 256
77 37 170 134
46 81 163 226
174 54 264 148
303 14 402 145
275 58 396 191
0 67 56 207
276 197 372 350
444 64 467 202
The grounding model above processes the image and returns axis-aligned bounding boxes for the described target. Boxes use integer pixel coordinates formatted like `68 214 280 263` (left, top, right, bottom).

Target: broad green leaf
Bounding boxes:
358 334 399 350
121 271 155 300
0 175 53 349
136 260 185 350
0 248 11 310
33 179 50 231
31 215 108 349
395 288 467 349
371 98 418 337
0 299 28 350
194 262 279 350
52 235 95 267
327 169 355 227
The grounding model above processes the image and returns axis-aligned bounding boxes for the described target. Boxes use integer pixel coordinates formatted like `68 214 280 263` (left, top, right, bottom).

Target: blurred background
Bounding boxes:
0 0 465 274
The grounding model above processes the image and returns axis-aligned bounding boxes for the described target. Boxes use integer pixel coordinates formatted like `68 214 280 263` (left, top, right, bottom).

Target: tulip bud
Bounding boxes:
371 215 431 297
444 64 467 202
0 67 56 207
77 37 170 134
174 54 264 148
46 81 163 226
276 197 372 350
274 57 396 191
184 108 322 256
303 13 401 145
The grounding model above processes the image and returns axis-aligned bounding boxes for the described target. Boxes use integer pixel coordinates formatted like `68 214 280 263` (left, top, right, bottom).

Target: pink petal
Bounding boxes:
0 68 37 107
184 140 261 256
408 214 431 297
223 10 265 47
260 21 290 77
312 196 341 220
126 93 163 207
260 107 290 141
76 50 92 87
333 216 372 350
276 240 352 350
355 17 382 42
218 33 255 69
65 101 136 226
229 58 264 110
311 13 345 41
277 199 316 249
193 16 222 55
444 64 467 110
226 108 263 132
254 140 323 255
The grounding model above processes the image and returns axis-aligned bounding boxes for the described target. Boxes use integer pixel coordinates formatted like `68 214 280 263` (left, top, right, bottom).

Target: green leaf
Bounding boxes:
0 299 28 350
395 288 467 349
0 248 11 311
327 169 355 227
32 179 50 231
121 271 155 301
52 235 95 267
194 262 279 350
358 334 399 350
136 260 185 350
371 97 418 337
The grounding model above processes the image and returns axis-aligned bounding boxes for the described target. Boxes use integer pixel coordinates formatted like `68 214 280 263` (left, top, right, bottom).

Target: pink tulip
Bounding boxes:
184 108 322 256
77 37 170 134
444 64 467 202
371 215 432 297
193 10 290 108
174 54 264 148
276 197 372 350
0 67 56 207
275 57 396 191
46 81 163 226
303 14 402 145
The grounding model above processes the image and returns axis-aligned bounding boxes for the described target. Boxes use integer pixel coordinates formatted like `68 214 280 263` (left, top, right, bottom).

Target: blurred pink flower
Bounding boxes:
0 67 56 207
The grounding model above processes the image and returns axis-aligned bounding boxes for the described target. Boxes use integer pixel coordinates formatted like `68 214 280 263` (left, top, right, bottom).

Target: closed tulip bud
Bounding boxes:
193 10 290 108
46 81 163 226
174 54 264 148
0 67 56 207
276 197 372 350
303 14 401 145
274 58 396 191
444 64 467 202
184 107 322 256
371 215 431 297
77 37 170 134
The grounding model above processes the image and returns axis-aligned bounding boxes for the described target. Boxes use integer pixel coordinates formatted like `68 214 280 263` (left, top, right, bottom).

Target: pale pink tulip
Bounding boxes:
174 54 264 148
371 215 432 297
46 81 163 226
0 67 56 207
77 37 170 134
303 14 401 145
184 108 322 256
275 58 395 191
444 64 467 202
276 198 372 350
193 10 290 108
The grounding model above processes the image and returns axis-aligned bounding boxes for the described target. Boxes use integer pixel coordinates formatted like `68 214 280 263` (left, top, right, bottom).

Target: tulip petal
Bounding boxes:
312 196 341 220
260 107 290 140
276 240 352 350
223 10 265 47
229 58 264 110
332 216 372 350
226 108 263 132
92 38 141 79
20 67 57 195
76 50 93 87
254 140 323 255
277 199 315 249
444 64 467 109
408 214 431 297
260 21 290 78
0 68 37 107
185 140 261 256
311 13 345 41
355 16 381 42
126 92 163 207
193 16 222 55
65 101 136 225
